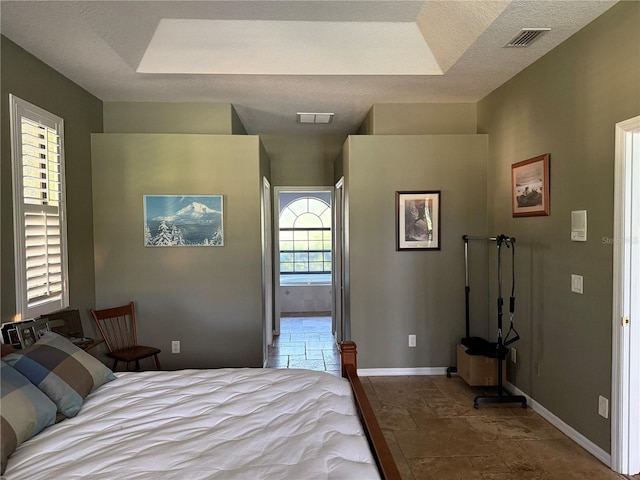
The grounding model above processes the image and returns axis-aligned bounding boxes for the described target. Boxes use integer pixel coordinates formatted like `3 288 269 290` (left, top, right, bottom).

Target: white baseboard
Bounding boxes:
505 382 611 468
357 367 448 376
354 367 611 468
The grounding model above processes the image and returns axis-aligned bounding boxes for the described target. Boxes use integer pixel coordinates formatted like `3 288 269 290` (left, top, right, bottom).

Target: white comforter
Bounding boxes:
5 369 381 480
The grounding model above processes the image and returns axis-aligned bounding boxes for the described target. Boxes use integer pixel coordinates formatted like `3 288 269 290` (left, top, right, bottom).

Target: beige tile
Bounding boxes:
468 454 512 473
382 430 415 480
545 471 625 480
486 440 546 474
365 376 624 479
373 406 418 431
406 406 438 426
408 456 477 480
395 418 495 458
370 375 438 391
375 388 431 409
521 438 614 476
466 416 543 441
514 417 566 440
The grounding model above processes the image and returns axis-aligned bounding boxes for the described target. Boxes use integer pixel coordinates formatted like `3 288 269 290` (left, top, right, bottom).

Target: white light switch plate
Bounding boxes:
571 274 584 294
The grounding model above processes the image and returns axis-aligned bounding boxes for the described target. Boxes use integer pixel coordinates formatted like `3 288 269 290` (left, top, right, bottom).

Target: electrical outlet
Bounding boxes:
598 395 609 418
172 340 180 354
510 347 517 364
408 335 416 347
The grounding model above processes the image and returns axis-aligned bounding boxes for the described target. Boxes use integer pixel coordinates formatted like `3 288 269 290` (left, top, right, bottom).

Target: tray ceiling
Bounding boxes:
1 1 618 134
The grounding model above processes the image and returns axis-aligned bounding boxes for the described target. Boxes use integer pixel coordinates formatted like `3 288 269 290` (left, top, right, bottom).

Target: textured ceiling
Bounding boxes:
0 1 618 135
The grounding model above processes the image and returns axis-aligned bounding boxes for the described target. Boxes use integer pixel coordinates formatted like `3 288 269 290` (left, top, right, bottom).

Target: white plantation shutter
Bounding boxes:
10 95 69 319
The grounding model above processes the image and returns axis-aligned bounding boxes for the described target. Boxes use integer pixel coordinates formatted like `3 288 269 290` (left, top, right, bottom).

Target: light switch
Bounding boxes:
571 274 584 294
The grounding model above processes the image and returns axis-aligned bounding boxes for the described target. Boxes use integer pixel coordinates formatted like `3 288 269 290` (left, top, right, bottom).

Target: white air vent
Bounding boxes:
505 28 550 47
297 113 334 124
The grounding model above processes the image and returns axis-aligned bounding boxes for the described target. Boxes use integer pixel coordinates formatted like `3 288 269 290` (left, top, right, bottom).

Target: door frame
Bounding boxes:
333 178 344 343
261 177 273 366
273 186 334 336
611 115 640 475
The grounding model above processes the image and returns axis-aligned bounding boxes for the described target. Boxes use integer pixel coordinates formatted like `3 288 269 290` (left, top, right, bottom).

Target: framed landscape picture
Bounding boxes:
144 195 224 247
396 191 441 251
511 154 550 217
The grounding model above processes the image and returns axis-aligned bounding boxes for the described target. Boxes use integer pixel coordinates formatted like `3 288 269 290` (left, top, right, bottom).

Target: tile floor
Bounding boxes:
266 316 341 376
363 375 627 480
267 317 631 480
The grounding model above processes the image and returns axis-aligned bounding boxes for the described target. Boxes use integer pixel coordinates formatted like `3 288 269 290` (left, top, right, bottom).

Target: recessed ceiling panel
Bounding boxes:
137 19 442 75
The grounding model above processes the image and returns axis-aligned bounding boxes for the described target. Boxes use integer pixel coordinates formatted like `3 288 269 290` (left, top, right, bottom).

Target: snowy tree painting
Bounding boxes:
143 195 224 247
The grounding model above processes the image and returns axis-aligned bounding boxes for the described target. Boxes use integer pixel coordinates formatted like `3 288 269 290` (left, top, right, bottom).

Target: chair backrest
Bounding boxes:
90 302 138 353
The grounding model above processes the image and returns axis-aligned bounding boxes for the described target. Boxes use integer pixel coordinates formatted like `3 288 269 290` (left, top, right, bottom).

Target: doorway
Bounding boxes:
273 187 334 331
269 187 336 372
612 115 640 475
267 187 340 374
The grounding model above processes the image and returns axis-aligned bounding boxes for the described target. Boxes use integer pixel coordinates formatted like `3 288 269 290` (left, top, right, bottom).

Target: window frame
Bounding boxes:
9 94 69 320
279 197 332 280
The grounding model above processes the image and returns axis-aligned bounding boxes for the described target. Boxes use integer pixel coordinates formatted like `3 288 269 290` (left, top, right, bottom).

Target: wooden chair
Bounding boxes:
90 301 161 371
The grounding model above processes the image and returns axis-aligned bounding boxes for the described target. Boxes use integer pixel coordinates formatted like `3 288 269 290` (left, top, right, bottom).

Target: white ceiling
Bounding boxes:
0 0 618 135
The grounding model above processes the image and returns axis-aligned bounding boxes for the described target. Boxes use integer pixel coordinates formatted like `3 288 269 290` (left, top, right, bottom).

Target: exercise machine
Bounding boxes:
448 234 527 409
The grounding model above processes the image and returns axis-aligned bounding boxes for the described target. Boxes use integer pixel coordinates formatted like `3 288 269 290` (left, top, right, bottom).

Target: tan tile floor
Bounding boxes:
363 375 629 480
267 317 632 480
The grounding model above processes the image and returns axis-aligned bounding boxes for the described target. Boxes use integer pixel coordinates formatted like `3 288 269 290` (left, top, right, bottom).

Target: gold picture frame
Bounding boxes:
511 154 550 217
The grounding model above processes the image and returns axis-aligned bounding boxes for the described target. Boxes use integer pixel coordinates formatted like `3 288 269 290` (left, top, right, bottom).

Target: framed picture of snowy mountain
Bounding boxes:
144 195 224 247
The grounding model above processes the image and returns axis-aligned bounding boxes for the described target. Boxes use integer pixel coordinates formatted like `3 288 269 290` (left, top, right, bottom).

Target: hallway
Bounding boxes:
266 316 340 376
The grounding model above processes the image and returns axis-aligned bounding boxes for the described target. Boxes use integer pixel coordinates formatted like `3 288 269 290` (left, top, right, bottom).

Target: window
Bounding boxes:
10 95 69 320
279 197 331 285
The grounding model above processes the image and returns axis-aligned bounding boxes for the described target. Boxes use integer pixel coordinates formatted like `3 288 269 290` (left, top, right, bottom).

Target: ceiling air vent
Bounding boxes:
297 113 334 124
505 28 550 47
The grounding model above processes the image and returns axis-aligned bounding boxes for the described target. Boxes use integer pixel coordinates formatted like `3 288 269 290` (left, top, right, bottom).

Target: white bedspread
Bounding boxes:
5 369 381 480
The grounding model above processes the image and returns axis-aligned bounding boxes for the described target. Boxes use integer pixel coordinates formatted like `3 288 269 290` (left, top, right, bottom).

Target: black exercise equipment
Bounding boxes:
447 234 527 409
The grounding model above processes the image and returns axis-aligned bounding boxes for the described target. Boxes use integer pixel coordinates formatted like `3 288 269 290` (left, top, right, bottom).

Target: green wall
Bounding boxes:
1 36 103 331
91 134 265 369
103 102 243 134
345 134 488 368
358 103 477 135
260 134 346 186
477 1 640 452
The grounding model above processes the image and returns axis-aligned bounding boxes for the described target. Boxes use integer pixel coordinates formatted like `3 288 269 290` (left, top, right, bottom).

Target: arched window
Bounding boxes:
279 197 331 282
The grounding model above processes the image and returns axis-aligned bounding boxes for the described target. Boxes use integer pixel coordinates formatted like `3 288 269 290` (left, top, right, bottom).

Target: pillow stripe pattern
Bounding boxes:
3 331 116 418
1 361 57 474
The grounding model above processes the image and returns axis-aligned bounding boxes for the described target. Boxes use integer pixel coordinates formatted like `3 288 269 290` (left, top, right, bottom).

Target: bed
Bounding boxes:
1 333 400 479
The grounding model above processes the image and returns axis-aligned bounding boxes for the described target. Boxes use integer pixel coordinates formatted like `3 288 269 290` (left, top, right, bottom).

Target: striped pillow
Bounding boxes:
3 331 115 418
1 361 57 474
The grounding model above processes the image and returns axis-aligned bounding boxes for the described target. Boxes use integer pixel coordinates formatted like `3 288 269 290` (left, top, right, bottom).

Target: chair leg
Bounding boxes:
135 360 140 371
112 359 118 371
154 355 161 370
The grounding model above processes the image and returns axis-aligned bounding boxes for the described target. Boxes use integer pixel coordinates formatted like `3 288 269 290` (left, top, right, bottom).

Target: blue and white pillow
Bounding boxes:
4 332 116 418
1 360 57 474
